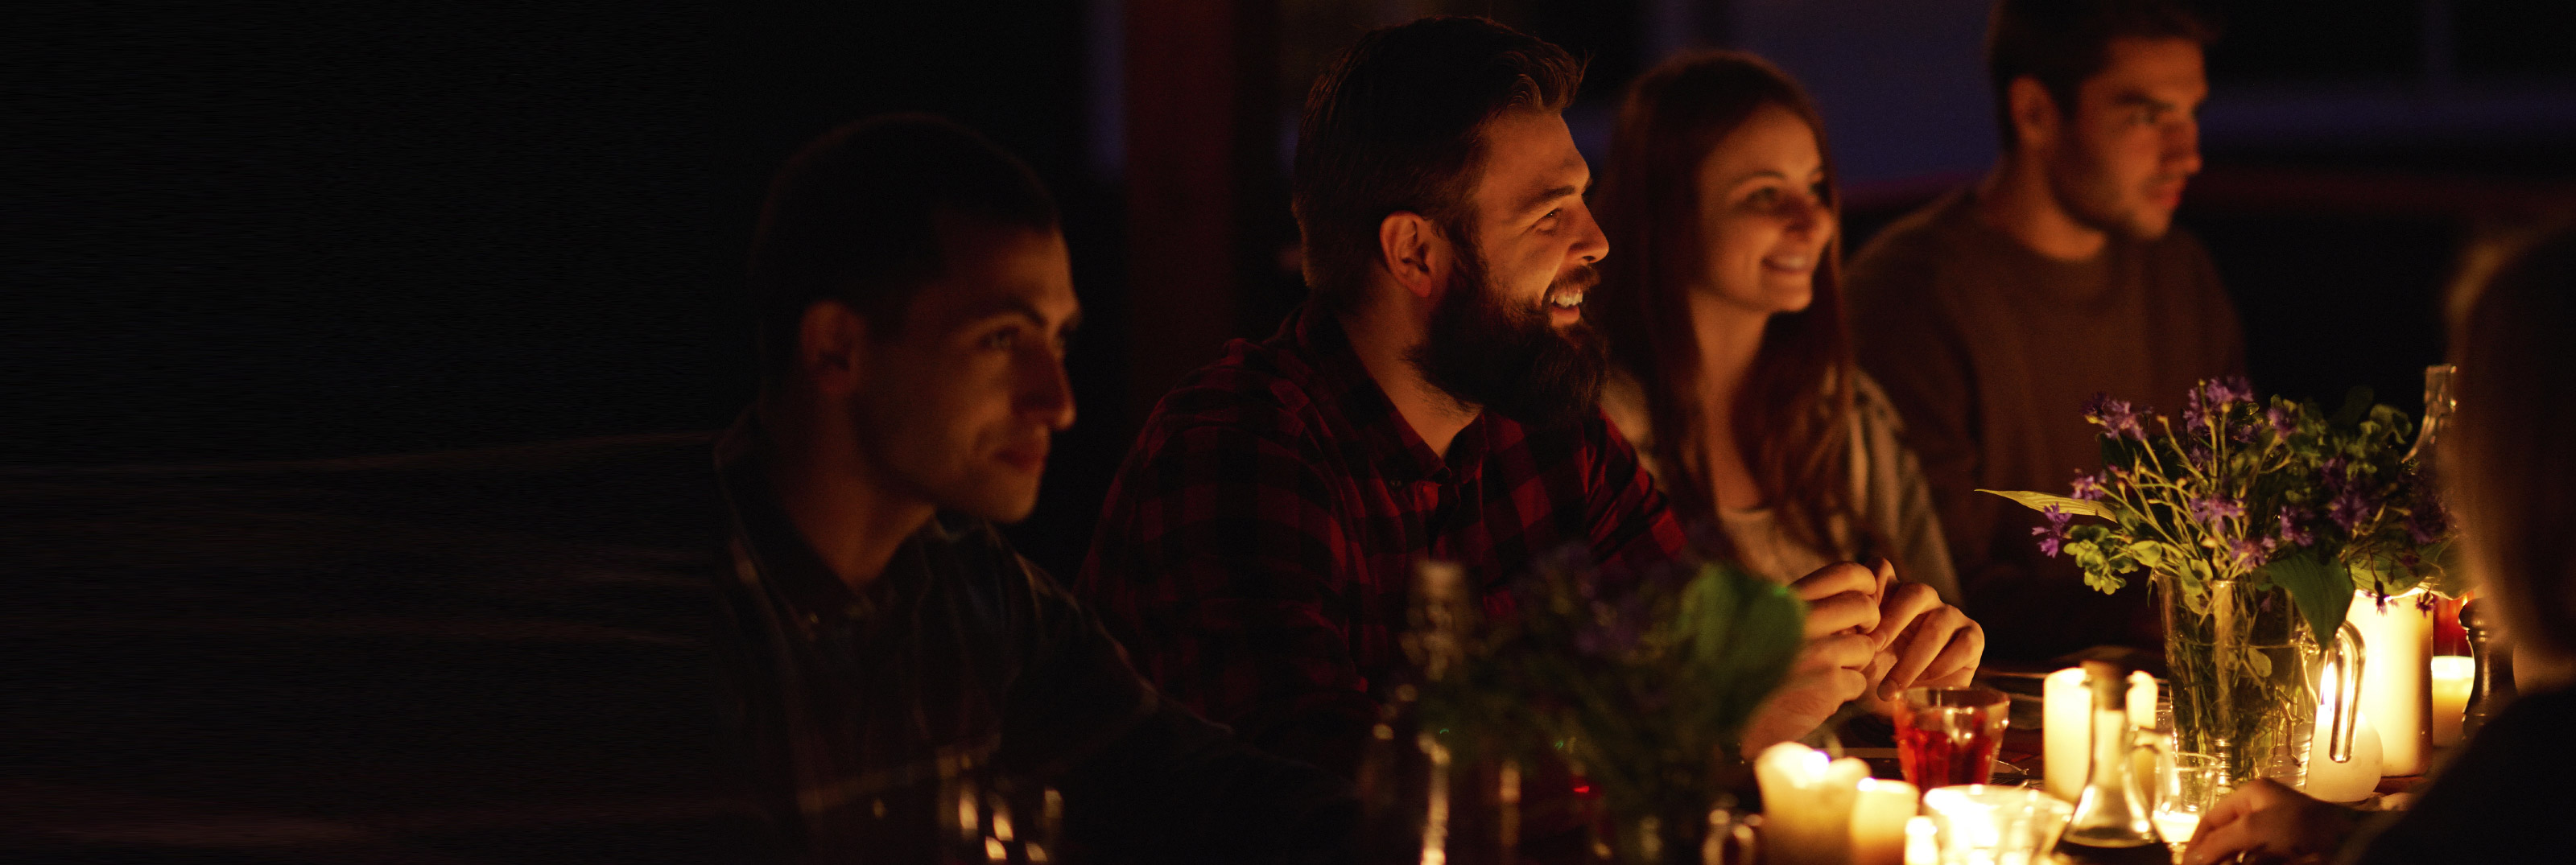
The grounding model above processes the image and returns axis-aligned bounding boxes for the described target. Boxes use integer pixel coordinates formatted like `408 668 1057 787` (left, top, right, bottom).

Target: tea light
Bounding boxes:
2043 668 2156 801
2430 655 2474 746
1756 742 1869 865
1901 816 1938 865
1850 778 1918 865
2349 590 2432 775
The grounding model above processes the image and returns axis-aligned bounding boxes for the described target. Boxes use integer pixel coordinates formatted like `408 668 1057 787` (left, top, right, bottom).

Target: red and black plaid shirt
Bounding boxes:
1075 303 1689 776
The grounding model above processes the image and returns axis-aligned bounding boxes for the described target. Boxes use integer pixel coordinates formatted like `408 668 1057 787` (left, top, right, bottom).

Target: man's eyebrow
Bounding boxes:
2112 92 2177 110
957 294 1080 332
1517 182 1585 216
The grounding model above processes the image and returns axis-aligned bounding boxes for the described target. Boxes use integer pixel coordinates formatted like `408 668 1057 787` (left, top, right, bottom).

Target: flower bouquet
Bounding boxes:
1984 377 2459 785
1417 555 1806 863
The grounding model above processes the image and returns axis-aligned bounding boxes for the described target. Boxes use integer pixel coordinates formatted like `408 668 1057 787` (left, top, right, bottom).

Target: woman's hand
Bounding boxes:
2185 779 2359 865
1860 559 1984 701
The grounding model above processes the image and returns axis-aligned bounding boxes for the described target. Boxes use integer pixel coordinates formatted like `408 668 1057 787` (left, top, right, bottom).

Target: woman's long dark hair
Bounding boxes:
1592 51 1862 562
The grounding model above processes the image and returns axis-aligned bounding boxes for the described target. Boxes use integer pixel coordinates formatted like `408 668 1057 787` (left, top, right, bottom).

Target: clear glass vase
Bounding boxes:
2156 575 2363 791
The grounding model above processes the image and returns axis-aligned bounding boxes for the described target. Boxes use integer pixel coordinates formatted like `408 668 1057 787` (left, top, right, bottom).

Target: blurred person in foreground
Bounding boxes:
1593 51 1985 715
1843 0 2244 663
1076 16 1945 798
2180 226 2576 864
714 114 1350 863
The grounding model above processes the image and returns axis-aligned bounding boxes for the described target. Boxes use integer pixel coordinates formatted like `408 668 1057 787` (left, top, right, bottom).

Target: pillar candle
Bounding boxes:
1757 742 1869 865
1850 778 1918 865
2430 655 2474 747
2348 590 2432 775
2043 668 2157 801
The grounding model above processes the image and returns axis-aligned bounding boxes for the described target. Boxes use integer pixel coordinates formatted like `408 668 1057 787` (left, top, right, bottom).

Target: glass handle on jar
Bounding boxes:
2322 621 2368 764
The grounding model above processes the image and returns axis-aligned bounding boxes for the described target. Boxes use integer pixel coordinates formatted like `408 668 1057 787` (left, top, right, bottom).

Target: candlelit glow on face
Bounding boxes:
843 217 1079 522
1693 103 1833 317
2039 37 2207 241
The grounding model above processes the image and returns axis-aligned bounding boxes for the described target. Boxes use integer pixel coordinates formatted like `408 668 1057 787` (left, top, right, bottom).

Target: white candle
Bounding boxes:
2430 655 2474 747
1901 816 1938 865
2043 668 2157 801
1757 742 1868 865
1850 778 1918 865
2348 590 2432 775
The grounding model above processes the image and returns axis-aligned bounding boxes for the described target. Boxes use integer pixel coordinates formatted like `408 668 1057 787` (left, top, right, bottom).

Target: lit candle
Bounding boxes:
1850 778 1918 865
1756 742 1868 865
2348 590 2432 775
2043 668 2156 801
2304 669 2384 802
2430 655 2473 746
1901 815 1938 865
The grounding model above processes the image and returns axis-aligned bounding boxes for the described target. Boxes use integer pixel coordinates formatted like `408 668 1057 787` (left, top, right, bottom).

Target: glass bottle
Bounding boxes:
2061 661 2160 852
1358 560 1517 864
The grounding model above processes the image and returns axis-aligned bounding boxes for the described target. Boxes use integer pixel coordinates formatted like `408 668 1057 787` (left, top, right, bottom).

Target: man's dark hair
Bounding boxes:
1291 15 1581 310
1985 0 2219 152
747 113 1059 385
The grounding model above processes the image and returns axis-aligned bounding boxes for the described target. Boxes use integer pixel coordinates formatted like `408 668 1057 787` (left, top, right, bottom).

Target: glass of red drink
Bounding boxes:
1894 686 2010 788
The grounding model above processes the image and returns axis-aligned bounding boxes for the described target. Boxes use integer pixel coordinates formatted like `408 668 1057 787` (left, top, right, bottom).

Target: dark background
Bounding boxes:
16 1 2576 579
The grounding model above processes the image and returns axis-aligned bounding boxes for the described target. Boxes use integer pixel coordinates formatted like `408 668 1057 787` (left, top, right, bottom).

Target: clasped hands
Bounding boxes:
1741 559 1986 752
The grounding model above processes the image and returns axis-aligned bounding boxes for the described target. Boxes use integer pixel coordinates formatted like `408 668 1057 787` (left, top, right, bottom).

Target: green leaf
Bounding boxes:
2260 551 2355 644
1977 488 2115 520
2128 541 2181 570
2417 540 2471 598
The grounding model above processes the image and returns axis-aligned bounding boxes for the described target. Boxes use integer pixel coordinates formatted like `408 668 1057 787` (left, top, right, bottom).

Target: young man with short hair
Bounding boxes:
714 114 1349 863
1078 16 1977 789
1845 0 2247 662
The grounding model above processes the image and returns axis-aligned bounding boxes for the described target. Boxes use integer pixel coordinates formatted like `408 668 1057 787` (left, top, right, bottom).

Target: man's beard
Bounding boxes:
2047 142 2168 241
1405 237 1608 430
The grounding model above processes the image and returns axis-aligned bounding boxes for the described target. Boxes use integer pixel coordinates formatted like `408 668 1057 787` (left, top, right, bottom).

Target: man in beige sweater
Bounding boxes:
1846 0 2244 662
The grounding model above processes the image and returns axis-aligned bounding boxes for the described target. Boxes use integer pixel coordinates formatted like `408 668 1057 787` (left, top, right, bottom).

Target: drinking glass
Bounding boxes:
1921 785 2071 865
2152 752 2227 865
1896 687 2011 787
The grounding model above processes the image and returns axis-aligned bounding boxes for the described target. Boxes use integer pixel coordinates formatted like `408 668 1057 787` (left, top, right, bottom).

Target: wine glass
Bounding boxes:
2152 752 2226 864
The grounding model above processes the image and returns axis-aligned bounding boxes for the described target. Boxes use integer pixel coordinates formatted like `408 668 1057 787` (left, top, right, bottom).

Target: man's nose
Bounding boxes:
2164 117 2202 177
1569 200 1608 265
1020 352 1076 431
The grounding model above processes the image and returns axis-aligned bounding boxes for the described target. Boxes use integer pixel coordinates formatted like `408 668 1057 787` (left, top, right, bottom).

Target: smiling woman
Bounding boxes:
1592 51 1957 605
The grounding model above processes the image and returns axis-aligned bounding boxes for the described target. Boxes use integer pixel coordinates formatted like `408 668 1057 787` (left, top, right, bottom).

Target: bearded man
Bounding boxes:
1844 0 2247 663
1076 16 1941 787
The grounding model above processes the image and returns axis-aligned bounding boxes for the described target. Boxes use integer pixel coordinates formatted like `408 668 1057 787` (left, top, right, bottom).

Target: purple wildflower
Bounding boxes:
2187 495 2246 525
2264 404 2297 438
2033 525 2064 558
2227 538 2271 570
2083 393 2149 441
2184 377 2256 435
2328 488 2372 533
2276 508 2316 547
2070 472 2107 501
2032 505 2074 558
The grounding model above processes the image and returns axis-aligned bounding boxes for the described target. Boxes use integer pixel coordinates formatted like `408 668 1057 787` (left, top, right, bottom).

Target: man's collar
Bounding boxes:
716 410 937 624
1285 303 1488 487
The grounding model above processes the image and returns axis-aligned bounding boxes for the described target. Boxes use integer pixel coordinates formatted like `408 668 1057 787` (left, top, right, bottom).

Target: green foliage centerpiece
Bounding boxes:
1984 377 2458 787
1418 555 1806 863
